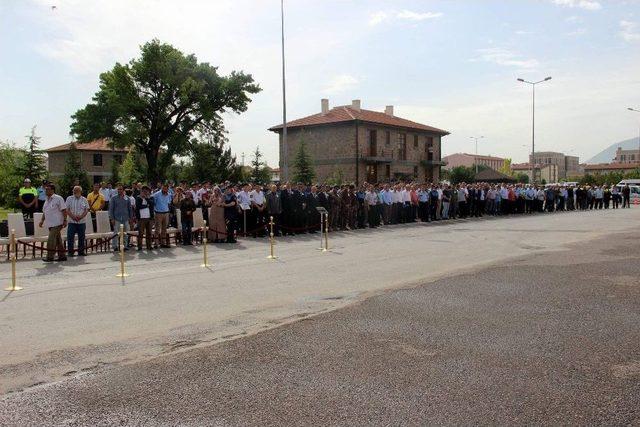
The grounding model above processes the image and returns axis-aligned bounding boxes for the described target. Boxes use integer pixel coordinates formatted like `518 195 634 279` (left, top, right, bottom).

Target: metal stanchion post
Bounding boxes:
317 212 325 250
5 230 22 291
115 224 129 278
243 209 247 237
201 220 209 268
323 215 329 252
267 215 278 260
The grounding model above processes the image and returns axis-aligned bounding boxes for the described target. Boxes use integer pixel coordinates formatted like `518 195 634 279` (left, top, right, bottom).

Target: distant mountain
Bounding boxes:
586 137 640 164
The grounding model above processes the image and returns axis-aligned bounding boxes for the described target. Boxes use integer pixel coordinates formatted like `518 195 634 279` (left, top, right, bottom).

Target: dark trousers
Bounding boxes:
225 215 237 242
181 217 193 244
67 222 86 256
137 218 153 249
46 225 65 261
418 201 429 222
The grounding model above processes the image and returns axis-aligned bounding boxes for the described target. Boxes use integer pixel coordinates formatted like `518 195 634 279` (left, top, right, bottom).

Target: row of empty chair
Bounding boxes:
1 208 208 258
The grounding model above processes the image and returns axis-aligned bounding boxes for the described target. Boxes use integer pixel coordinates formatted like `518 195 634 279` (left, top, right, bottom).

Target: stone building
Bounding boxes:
613 146 640 164
46 139 128 184
269 99 449 184
529 151 580 180
584 162 640 175
442 152 505 171
511 162 559 183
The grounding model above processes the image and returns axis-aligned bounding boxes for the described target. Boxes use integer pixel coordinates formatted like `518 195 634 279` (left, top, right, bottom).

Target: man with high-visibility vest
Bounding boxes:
18 178 39 219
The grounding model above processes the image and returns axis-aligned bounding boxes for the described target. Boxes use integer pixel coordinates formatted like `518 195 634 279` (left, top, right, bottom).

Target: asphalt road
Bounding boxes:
1 227 639 425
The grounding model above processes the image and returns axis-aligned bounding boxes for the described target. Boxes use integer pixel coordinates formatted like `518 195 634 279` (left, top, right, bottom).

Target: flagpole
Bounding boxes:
280 0 288 181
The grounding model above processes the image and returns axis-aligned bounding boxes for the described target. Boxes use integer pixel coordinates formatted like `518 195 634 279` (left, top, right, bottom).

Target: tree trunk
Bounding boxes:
145 149 159 184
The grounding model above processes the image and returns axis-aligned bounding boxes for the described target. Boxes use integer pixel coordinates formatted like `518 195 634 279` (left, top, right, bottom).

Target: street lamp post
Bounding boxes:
628 108 640 165
469 136 484 174
517 76 552 183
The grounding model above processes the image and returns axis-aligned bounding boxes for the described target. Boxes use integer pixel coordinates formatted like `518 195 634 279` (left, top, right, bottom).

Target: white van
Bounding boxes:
616 180 640 204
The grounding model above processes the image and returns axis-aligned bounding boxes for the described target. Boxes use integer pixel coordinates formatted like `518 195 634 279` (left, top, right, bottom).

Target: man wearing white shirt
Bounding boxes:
237 184 251 234
39 184 68 263
100 182 112 210
392 184 403 224
65 185 89 257
249 184 266 237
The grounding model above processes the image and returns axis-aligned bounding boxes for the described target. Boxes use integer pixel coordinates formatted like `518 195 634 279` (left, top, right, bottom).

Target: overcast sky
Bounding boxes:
1 0 639 166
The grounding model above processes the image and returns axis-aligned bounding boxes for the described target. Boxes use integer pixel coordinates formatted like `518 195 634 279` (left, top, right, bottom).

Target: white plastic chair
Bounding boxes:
8 213 34 257
93 210 113 251
166 209 181 245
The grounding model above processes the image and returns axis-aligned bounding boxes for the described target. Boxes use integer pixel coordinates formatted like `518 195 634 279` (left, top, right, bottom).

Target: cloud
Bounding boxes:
566 28 587 36
473 47 539 69
323 74 360 94
619 20 640 42
368 9 442 26
515 30 533 35
565 15 583 23
550 0 602 10
396 10 443 21
368 11 388 26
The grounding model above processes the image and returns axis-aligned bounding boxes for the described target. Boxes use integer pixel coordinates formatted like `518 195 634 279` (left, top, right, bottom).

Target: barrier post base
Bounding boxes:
4 286 23 291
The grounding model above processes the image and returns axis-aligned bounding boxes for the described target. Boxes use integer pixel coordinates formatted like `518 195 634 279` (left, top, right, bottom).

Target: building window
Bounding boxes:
114 154 123 164
425 136 433 153
385 131 390 145
385 164 391 179
413 134 418 148
413 166 418 178
93 153 103 166
397 133 407 160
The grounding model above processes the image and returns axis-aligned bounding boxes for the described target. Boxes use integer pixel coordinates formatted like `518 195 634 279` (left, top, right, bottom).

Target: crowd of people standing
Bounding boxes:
27 179 633 263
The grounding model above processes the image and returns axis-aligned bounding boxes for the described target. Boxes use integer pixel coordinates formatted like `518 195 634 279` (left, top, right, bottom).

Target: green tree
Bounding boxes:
249 146 271 184
183 134 238 183
119 148 144 185
16 126 47 183
498 158 513 177
70 39 261 181
325 168 344 186
58 143 90 197
0 141 26 208
292 138 315 184
515 172 530 184
449 166 475 185
110 158 120 185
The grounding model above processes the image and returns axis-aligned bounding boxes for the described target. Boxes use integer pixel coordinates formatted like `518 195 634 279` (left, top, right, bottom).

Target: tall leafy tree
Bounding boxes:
119 148 145 184
250 146 271 184
16 126 47 182
59 143 90 197
183 133 238 183
292 138 315 184
70 39 261 181
110 158 120 184
449 166 475 185
498 158 513 176
0 141 27 207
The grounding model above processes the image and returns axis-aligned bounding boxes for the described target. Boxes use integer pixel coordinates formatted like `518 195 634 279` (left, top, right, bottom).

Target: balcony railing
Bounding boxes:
362 148 394 163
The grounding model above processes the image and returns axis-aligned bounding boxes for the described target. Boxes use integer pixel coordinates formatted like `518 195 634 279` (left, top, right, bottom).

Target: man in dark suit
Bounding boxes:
135 186 155 251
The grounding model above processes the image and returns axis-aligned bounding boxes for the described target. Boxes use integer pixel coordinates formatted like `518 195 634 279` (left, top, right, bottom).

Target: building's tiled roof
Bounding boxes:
584 162 640 171
46 138 128 152
445 152 504 161
269 106 449 135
